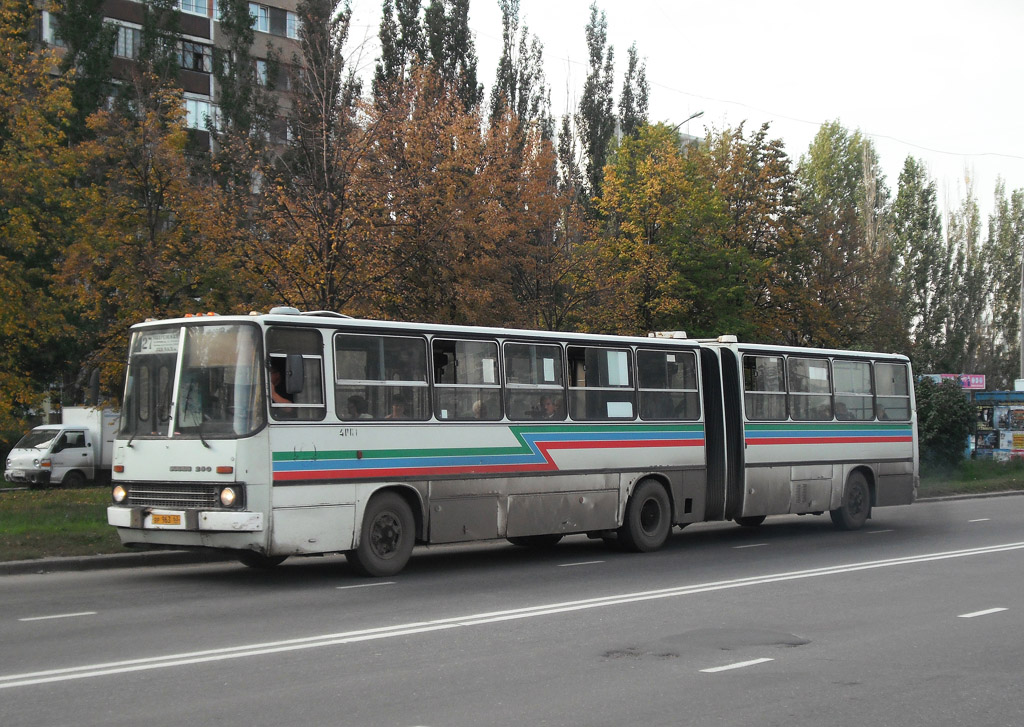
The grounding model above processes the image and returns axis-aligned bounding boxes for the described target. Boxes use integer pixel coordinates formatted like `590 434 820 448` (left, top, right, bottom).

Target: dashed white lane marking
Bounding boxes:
866 529 894 534
701 657 774 673
733 543 767 549
18 612 97 623
4 541 1024 689
958 607 1008 619
969 518 991 523
557 561 605 568
336 582 396 590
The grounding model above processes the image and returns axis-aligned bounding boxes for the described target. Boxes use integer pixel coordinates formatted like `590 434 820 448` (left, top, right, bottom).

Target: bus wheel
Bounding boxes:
238 552 288 569
735 515 766 528
619 480 672 553
830 472 871 530
349 492 415 577
508 534 563 548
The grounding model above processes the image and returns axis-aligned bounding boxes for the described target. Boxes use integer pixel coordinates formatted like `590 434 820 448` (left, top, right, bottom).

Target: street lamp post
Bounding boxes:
671 110 705 131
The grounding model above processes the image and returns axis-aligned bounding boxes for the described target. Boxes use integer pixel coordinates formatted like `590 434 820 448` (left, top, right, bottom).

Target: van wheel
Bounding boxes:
619 480 672 553
348 492 415 577
238 552 288 569
62 471 86 490
831 472 871 530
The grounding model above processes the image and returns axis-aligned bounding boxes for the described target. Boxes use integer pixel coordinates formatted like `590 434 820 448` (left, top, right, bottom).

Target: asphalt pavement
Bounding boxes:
2 490 1021 577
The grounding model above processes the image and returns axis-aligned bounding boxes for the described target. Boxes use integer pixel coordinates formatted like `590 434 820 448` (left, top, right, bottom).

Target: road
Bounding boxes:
2 495 1023 727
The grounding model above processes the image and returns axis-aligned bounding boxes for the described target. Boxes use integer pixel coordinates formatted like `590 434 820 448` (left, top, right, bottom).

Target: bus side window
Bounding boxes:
267 327 325 421
637 349 698 420
503 341 565 421
334 334 429 420
875 362 910 420
789 357 831 421
567 346 635 420
833 359 872 420
742 355 786 420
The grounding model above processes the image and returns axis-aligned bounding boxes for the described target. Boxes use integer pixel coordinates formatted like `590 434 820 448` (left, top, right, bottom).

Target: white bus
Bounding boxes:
107 309 918 576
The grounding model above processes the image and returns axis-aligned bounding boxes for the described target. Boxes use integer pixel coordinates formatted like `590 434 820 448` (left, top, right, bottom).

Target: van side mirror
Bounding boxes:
285 353 305 395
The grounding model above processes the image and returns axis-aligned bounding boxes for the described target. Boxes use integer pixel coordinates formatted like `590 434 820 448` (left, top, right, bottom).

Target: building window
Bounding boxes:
179 0 208 17
179 41 212 73
286 11 299 39
42 12 66 47
249 2 269 33
184 98 218 130
255 59 267 86
114 24 142 60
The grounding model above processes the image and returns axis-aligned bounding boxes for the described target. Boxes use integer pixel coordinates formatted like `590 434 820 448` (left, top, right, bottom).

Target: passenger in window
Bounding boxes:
876 404 890 420
472 400 488 419
270 366 291 404
346 395 371 419
539 394 561 420
835 402 852 421
386 394 409 419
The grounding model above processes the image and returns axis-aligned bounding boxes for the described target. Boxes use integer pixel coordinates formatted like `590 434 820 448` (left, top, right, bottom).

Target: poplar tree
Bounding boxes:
575 2 615 202
489 0 552 139
424 0 483 110
617 42 647 139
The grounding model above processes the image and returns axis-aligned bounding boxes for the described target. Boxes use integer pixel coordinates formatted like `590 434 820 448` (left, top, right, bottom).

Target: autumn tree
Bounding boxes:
52 0 116 142
0 0 85 426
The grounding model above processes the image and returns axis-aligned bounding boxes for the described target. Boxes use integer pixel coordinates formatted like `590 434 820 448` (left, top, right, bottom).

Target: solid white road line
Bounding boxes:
700 657 774 673
958 607 1008 619
18 612 97 623
4 541 1024 690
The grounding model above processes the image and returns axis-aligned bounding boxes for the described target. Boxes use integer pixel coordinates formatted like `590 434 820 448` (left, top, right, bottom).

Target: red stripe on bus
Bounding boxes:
746 436 913 445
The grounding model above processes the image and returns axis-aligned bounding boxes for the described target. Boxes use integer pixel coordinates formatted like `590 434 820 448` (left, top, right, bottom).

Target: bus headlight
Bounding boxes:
112 485 128 504
219 487 238 507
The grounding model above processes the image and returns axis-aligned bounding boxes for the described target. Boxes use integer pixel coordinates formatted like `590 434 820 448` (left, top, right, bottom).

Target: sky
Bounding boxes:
342 0 1024 220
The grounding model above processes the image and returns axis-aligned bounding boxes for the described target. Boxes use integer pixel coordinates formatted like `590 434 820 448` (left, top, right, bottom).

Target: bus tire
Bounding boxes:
508 534 563 548
830 471 871 530
619 479 672 553
61 470 86 490
735 515 766 527
349 492 415 577
238 552 288 569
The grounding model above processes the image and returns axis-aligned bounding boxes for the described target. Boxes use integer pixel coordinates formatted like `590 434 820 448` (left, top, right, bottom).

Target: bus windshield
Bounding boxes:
120 323 266 439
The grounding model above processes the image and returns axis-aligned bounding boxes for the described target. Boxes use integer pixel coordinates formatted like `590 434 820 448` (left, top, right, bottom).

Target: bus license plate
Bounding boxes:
151 513 181 526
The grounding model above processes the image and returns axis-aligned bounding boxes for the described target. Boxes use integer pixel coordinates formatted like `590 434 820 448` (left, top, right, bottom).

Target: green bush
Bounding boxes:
915 377 974 472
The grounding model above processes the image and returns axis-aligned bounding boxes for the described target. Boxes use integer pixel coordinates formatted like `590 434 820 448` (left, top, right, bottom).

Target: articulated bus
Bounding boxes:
107 308 918 576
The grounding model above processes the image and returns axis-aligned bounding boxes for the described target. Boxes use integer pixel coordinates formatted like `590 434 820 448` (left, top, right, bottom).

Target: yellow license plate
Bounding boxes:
151 513 181 526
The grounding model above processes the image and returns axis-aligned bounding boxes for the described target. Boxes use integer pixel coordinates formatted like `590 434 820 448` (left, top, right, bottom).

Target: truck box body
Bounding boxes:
4 407 118 487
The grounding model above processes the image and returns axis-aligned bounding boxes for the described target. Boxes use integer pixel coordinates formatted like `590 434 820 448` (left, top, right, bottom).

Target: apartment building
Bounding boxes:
40 0 302 146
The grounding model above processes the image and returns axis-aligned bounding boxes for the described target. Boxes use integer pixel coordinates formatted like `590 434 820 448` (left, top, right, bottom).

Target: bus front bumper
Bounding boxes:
107 507 264 532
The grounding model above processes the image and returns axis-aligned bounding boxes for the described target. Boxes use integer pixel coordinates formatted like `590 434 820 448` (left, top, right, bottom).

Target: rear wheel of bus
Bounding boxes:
348 492 415 577
830 471 871 530
618 479 672 552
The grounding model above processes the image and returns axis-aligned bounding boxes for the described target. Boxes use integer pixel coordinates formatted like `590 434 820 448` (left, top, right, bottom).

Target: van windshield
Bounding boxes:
15 430 59 449
120 323 266 439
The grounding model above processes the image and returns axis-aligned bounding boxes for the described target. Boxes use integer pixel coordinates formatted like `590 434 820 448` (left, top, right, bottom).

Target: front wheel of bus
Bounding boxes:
349 492 415 577
830 472 871 530
619 480 672 553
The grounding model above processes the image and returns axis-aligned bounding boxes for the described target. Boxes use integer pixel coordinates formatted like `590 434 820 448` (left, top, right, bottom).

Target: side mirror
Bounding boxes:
285 353 305 395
